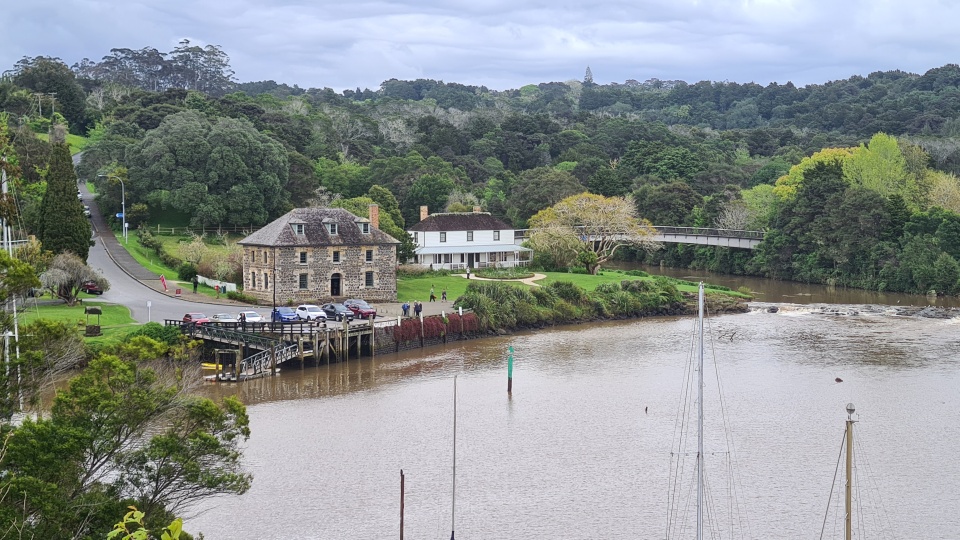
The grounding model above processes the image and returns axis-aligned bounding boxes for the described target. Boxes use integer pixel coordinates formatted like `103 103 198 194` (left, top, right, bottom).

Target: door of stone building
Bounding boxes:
330 273 342 297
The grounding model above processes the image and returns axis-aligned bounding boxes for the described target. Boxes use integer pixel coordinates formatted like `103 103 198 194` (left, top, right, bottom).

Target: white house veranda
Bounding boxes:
414 245 532 270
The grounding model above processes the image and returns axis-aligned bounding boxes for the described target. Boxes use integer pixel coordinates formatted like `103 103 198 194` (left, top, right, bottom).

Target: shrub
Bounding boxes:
177 262 198 281
126 322 182 346
594 282 621 294
546 281 589 305
423 317 446 339
623 270 650 277
226 290 259 304
393 318 421 342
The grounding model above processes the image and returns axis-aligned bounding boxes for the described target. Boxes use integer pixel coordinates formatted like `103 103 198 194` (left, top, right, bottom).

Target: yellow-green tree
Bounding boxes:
773 147 854 200
528 193 659 274
843 133 919 207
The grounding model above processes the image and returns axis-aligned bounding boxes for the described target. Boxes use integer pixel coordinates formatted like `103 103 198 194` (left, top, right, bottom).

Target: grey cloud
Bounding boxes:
4 0 960 91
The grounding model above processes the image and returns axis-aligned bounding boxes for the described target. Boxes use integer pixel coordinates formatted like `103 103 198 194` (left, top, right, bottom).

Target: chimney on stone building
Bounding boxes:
368 204 379 229
473 205 482 213
420 205 429 222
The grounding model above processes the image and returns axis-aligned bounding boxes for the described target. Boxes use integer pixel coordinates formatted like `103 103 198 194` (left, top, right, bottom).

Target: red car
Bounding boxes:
343 299 377 318
182 312 210 324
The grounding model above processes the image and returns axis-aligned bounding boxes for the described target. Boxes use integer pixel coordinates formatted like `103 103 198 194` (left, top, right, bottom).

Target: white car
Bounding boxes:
295 304 327 321
239 311 264 323
210 313 238 323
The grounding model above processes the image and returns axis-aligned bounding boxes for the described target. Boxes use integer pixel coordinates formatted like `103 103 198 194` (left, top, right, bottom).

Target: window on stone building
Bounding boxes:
293 223 305 235
299 273 308 289
326 223 338 235
365 249 373 262
264 273 269 289
332 251 340 263
365 271 374 287
252 251 257 263
251 272 257 289
299 251 307 264
360 223 370 234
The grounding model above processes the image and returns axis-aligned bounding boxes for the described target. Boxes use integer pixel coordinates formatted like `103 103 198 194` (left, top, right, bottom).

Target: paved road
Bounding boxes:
82 183 250 324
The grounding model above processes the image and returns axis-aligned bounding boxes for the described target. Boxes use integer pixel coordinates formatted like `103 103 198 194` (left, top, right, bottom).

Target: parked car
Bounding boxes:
321 303 355 322
271 306 298 323
295 304 327 321
182 313 210 324
239 310 264 323
343 299 377 318
83 205 91 217
210 313 238 323
80 280 103 295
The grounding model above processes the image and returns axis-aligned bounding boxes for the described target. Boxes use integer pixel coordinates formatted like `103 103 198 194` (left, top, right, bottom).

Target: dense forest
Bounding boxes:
4 44 960 295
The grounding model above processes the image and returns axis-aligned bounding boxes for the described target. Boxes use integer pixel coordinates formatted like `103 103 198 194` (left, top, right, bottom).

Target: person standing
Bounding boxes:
192 275 199 294
441 288 447 301
402 301 410 317
414 301 422 317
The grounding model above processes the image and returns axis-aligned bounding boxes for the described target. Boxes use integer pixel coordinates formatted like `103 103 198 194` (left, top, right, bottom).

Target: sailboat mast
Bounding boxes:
845 403 855 540
451 374 457 540
697 282 704 540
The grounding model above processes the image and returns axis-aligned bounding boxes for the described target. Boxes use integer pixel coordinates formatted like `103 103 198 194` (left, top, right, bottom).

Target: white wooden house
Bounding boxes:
407 206 532 270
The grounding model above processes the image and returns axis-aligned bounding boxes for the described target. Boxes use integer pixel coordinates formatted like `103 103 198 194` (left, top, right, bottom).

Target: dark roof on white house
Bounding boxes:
238 208 399 247
408 212 512 232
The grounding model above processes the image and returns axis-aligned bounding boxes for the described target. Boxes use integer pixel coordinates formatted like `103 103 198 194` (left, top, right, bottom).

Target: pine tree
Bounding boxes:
584 66 594 84
36 143 91 261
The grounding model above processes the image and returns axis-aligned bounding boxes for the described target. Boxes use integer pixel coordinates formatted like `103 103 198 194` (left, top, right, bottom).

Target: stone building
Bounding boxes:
238 205 399 305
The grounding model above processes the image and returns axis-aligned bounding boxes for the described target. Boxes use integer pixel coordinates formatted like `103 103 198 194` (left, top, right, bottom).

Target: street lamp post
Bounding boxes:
97 174 126 243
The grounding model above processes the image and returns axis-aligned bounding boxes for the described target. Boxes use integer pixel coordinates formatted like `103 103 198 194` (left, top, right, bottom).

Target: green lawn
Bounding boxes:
113 231 233 300
18 300 140 346
37 132 89 154
397 269 749 302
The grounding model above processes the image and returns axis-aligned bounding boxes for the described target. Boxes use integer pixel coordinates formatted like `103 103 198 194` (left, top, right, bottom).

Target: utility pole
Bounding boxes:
47 92 57 119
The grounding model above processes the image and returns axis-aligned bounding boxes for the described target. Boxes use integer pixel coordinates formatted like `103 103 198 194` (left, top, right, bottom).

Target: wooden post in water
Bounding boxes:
270 346 276 376
507 345 514 394
400 469 405 540
298 336 305 369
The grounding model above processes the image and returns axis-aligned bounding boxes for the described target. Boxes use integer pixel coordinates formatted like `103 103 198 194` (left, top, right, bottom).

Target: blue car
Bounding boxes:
271 307 298 323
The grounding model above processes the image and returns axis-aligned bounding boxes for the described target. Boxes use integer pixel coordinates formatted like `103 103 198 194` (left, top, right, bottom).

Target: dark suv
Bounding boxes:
343 299 377 318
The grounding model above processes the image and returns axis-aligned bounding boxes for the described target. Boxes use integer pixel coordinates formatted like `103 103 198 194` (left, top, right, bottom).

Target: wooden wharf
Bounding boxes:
165 318 393 382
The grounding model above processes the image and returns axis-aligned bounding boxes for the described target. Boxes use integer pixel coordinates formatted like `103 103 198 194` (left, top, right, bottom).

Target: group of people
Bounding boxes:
401 301 422 317
429 285 447 302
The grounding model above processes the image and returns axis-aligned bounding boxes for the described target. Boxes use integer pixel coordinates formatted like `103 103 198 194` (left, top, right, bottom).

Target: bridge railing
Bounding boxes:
238 343 300 378
514 226 765 241
653 227 765 240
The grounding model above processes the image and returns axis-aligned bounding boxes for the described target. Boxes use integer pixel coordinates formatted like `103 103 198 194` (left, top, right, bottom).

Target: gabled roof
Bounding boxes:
408 212 512 232
239 208 399 247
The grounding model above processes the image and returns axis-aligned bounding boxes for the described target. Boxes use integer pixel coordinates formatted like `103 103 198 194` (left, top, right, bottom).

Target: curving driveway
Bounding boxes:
82 182 252 324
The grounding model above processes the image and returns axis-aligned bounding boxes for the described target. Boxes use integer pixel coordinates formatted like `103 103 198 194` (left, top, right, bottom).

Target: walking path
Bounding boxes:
459 272 547 287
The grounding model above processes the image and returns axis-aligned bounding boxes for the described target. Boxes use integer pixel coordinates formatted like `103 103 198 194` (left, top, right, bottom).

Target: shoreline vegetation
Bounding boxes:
447 271 749 335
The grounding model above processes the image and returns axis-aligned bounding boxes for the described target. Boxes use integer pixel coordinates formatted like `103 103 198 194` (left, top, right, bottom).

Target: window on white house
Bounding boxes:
413 232 419 243
326 223 338 235
443 254 452 263
494 230 500 241
467 231 473 241
440 232 447 242
299 251 307 264
365 271 374 287
360 223 370 234
365 249 373 262
332 251 340 263
299 274 308 289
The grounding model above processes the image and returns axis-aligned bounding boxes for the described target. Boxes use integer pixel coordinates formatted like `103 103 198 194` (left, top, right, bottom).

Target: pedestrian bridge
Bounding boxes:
650 227 764 249
515 226 765 250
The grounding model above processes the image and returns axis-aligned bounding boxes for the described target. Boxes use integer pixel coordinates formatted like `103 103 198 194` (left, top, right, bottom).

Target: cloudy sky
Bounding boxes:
6 0 960 92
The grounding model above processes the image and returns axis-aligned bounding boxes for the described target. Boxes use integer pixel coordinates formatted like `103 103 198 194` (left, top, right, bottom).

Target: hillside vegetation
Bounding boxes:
4 49 960 294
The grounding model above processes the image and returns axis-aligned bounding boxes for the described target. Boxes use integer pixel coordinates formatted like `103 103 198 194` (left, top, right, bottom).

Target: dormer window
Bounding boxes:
440 232 447 243
467 231 474 242
293 223 305 235
360 222 370 234
326 223 338 235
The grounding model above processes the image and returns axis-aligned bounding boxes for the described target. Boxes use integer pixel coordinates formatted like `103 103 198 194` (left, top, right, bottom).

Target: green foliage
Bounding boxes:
177 262 198 281
36 143 92 260
126 322 183 346
226 290 259 304
107 506 183 540
0 355 251 538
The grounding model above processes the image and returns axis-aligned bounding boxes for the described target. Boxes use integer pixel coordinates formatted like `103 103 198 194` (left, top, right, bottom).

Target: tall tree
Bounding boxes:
36 143 91 260
528 193 659 274
11 56 89 133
